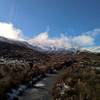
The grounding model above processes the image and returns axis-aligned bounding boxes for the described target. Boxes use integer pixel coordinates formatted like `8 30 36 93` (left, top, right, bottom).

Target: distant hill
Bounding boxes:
81 46 100 53
0 36 49 61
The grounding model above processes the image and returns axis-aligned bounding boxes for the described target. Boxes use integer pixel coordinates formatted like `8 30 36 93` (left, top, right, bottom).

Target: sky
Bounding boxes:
0 0 100 48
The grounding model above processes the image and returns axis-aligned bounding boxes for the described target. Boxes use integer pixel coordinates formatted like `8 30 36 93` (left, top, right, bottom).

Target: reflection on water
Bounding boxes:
34 82 45 87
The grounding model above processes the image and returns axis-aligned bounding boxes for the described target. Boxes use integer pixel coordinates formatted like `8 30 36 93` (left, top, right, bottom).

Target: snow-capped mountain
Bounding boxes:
0 36 31 48
30 44 78 54
0 36 78 54
81 46 100 53
0 36 44 52
0 36 47 61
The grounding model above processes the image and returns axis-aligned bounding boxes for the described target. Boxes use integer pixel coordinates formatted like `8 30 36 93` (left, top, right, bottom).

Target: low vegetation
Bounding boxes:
52 52 100 100
0 51 70 100
0 41 100 100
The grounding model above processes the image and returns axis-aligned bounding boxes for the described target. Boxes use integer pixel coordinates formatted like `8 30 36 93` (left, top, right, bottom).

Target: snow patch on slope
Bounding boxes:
82 46 100 53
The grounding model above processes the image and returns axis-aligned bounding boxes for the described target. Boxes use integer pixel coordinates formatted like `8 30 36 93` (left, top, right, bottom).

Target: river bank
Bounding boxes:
7 68 67 100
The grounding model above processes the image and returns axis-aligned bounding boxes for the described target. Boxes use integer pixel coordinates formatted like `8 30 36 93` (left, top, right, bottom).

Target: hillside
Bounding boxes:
0 37 71 100
52 52 100 100
0 37 100 100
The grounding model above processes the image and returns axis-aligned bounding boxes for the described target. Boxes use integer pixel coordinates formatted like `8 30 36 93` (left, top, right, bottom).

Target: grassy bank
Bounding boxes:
52 52 100 100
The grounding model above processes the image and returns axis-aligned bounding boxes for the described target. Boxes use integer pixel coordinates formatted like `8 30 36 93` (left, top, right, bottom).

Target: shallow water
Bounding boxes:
18 70 65 100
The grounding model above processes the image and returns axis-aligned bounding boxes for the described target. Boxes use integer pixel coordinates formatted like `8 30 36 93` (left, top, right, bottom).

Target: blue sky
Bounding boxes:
0 0 100 46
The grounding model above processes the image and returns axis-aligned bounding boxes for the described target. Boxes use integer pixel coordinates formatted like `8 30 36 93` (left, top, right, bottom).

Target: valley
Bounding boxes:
0 37 100 100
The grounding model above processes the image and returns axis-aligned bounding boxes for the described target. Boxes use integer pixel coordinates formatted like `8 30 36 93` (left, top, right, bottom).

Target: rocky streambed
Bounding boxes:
7 68 66 100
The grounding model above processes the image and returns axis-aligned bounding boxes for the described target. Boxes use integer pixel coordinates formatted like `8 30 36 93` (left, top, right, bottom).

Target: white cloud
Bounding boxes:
91 28 100 36
29 33 63 48
0 22 23 40
0 22 98 49
28 32 94 49
29 32 72 48
72 35 94 47
84 28 100 37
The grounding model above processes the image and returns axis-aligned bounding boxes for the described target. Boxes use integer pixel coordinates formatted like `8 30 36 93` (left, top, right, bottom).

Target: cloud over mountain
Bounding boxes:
28 32 94 48
72 35 94 47
28 32 71 48
0 22 98 49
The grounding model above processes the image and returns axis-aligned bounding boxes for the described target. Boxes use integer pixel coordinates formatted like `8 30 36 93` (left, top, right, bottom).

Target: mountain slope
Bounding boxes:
82 46 100 53
0 36 48 61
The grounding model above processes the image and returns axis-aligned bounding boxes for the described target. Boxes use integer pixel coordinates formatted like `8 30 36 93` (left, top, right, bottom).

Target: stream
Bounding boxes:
17 69 65 100
8 69 64 100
